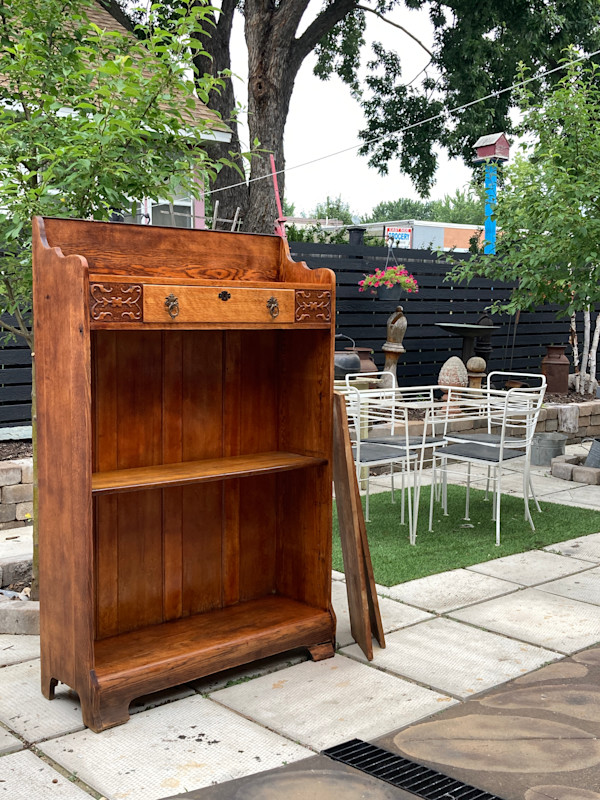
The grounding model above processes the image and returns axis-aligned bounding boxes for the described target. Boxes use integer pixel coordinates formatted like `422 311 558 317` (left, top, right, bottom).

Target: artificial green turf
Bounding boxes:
333 484 600 586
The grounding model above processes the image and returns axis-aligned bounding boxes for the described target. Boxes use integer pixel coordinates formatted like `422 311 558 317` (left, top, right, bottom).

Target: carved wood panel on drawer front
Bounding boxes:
294 290 332 323
90 283 143 322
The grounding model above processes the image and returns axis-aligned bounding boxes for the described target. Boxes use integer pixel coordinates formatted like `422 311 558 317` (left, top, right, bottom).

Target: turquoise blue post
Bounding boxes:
484 161 497 254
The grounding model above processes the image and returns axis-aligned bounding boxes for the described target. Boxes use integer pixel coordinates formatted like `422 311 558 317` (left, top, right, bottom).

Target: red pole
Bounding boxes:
270 154 287 239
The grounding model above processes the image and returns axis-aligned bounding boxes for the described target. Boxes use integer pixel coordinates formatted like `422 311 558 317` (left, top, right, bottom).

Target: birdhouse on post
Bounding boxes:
473 133 510 255
473 132 510 163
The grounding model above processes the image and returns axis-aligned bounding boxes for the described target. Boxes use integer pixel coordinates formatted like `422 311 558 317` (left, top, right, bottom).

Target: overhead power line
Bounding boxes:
202 46 600 200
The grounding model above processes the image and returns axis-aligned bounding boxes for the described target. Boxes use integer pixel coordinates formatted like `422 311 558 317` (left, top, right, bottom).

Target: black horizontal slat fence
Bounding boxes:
289 243 572 387
0 316 32 427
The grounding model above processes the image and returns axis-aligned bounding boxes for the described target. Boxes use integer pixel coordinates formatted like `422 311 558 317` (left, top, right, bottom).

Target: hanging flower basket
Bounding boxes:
376 284 404 301
358 264 418 299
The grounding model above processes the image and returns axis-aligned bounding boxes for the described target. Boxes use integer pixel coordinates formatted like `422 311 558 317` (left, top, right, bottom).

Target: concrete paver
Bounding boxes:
331 580 432 648
0 525 33 553
0 658 196 742
0 659 86 741
450 587 600 654
39 694 312 800
341 617 561 698
0 724 23 754
0 633 40 666
0 750 91 799
544 532 600 561
466 550 597 586
212 654 456 751
383 568 519 613
536 565 600 606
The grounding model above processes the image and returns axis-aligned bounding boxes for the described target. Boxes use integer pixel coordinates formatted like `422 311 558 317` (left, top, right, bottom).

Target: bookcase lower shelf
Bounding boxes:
74 596 334 731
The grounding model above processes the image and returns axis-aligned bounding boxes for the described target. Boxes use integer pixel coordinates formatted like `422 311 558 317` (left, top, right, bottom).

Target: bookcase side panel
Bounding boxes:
33 224 95 691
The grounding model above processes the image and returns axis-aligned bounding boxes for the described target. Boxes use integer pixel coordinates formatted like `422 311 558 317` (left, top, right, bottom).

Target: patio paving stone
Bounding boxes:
0 633 40 666
536 566 600 606
212 654 456 751
0 724 23 754
0 660 85 741
340 617 561 698
382 568 519 613
466 550 595 586
0 750 91 799
331 580 432 648
39 694 311 800
0 659 196 742
449 588 600 654
544 532 600 562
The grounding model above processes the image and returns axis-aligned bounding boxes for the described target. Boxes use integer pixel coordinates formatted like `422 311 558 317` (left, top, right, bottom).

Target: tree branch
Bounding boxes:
293 0 358 67
2 278 32 348
356 5 432 56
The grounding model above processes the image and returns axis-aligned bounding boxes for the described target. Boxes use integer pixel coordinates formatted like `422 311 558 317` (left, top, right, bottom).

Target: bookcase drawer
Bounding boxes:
143 285 295 324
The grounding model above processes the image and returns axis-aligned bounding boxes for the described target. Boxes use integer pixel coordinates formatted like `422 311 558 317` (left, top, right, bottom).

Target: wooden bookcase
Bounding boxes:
32 217 336 732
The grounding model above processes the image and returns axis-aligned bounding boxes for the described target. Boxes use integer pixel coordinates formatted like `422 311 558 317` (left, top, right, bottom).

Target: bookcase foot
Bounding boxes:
41 673 58 700
308 641 335 661
81 693 131 733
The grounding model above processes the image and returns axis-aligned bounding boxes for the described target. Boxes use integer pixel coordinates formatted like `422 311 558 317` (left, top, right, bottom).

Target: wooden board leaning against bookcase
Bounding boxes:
32 216 336 732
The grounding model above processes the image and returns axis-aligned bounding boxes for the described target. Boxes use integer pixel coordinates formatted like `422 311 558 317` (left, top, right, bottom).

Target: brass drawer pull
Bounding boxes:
267 297 279 319
165 293 179 319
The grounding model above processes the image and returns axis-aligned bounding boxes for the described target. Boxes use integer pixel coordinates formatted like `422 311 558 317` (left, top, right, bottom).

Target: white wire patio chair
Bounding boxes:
344 385 445 542
339 386 416 527
429 384 546 546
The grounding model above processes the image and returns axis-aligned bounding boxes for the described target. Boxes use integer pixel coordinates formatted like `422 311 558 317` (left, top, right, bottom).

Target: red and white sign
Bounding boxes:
384 226 412 248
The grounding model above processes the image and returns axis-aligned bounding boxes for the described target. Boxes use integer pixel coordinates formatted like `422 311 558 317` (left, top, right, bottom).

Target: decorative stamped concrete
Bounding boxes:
39 694 312 800
341 617 561 698
382 568 519 613
0 633 40 666
212 654 456 751
450 588 600 654
467 550 596 586
374 646 600 800
0 750 92 800
162 755 416 800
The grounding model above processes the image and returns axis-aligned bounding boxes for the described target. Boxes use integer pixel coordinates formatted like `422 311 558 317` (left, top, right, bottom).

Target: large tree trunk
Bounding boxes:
243 2 299 232
193 0 249 227
242 0 356 232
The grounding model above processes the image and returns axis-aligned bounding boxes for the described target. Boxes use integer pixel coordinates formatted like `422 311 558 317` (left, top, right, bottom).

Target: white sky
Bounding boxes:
229 4 474 218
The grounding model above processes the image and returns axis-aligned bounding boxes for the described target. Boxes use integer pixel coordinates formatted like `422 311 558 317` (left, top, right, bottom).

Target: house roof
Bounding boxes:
87 2 230 136
473 133 508 148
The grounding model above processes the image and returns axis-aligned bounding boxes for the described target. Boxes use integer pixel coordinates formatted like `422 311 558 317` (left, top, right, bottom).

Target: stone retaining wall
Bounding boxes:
535 401 600 443
0 459 33 530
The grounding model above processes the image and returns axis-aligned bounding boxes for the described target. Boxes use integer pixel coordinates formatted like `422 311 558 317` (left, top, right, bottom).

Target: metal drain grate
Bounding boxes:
323 739 505 800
